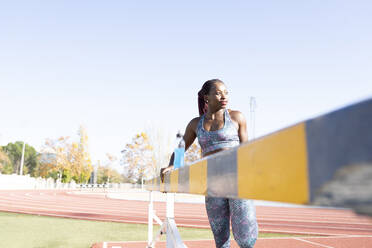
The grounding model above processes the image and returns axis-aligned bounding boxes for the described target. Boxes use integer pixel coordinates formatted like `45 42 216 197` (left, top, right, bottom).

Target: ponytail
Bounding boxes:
197 79 224 116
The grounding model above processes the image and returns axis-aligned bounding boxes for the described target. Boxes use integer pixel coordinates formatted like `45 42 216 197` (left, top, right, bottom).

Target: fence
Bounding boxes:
0 174 68 190
0 174 140 190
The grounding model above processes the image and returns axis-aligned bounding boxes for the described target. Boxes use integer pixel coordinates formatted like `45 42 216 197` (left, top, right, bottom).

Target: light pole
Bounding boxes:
19 141 26 175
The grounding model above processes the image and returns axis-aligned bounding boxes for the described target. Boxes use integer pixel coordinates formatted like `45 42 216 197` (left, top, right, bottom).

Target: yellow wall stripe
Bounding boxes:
237 123 309 204
189 160 207 194
170 170 179 192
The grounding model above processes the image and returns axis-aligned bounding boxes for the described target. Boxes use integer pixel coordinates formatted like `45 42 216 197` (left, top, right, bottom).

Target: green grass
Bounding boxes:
0 211 294 248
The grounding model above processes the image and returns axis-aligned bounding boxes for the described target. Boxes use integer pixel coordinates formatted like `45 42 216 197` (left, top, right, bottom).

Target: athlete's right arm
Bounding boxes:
183 117 199 151
160 117 200 181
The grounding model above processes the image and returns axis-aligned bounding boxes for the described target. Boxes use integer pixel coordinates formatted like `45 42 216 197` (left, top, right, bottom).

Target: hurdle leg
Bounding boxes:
147 191 154 247
165 193 187 248
147 191 164 248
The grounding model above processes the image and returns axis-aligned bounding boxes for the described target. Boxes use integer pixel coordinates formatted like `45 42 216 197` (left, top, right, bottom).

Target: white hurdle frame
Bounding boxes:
147 191 187 248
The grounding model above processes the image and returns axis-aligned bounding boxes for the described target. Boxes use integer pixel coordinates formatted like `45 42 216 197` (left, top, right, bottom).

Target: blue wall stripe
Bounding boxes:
207 148 238 198
305 98 372 201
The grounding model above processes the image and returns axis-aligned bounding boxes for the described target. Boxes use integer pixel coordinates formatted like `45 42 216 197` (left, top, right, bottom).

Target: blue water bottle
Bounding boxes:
174 132 185 169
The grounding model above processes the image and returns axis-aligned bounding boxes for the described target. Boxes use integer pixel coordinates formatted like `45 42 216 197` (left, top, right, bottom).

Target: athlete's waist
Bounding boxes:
202 141 240 156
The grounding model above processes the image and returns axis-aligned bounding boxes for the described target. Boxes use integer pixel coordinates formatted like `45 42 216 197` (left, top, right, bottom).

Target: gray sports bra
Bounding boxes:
196 109 240 156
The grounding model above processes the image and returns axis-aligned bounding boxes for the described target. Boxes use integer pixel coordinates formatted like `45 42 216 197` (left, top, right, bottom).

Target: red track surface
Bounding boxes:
1 189 372 247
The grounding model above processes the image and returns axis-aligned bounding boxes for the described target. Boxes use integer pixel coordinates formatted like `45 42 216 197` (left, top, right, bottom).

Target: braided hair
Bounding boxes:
197 79 224 116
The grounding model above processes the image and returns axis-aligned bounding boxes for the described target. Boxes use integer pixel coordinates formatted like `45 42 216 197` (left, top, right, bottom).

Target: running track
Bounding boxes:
1 189 372 247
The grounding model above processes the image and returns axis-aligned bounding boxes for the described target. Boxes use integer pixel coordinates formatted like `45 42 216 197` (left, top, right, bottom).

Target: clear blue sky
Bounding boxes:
1 1 371 166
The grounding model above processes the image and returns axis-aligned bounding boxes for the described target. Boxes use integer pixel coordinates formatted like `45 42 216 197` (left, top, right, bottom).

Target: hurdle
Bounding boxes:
145 98 372 247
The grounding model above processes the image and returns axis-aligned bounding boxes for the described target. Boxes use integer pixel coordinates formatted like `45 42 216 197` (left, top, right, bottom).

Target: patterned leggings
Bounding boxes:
205 197 258 248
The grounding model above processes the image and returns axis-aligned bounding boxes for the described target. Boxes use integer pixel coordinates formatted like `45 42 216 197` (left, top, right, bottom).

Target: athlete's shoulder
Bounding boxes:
228 109 246 123
187 116 202 130
190 116 202 124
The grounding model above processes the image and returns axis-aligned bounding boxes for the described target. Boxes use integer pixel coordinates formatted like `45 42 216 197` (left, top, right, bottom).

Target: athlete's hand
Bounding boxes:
160 166 174 182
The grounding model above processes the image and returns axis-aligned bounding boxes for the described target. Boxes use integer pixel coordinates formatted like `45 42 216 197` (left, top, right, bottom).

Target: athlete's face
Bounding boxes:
206 82 229 109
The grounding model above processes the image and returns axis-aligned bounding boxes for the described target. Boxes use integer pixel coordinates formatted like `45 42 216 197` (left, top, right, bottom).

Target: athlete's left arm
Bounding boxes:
231 110 248 143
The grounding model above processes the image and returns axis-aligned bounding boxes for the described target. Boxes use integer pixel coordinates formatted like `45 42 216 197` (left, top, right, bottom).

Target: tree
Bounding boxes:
96 153 116 183
71 125 93 183
0 147 12 174
120 129 202 182
94 154 130 184
1 142 40 176
120 132 154 182
145 126 174 177
38 136 72 181
38 125 93 183
97 166 125 184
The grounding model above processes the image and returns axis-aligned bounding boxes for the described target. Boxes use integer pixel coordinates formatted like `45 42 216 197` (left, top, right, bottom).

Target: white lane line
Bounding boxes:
1 199 361 232
0 202 208 225
1 191 371 237
305 235 372 239
293 237 335 248
0 198 208 219
0 198 369 234
0 195 365 226
259 214 365 221
0 203 156 218
257 217 372 225
259 228 349 237
0 196 367 229
0 194 157 209
258 222 372 232
4 193 367 224
0 208 210 228
0 196 153 212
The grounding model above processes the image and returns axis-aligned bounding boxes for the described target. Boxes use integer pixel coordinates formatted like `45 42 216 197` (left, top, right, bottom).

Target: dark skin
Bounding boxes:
161 82 248 181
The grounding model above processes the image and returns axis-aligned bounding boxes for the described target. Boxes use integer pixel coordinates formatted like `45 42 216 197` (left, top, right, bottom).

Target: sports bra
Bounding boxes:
196 109 240 156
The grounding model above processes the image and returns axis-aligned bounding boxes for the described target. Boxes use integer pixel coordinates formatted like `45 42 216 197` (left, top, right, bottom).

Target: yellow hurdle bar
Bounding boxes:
146 98 372 207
